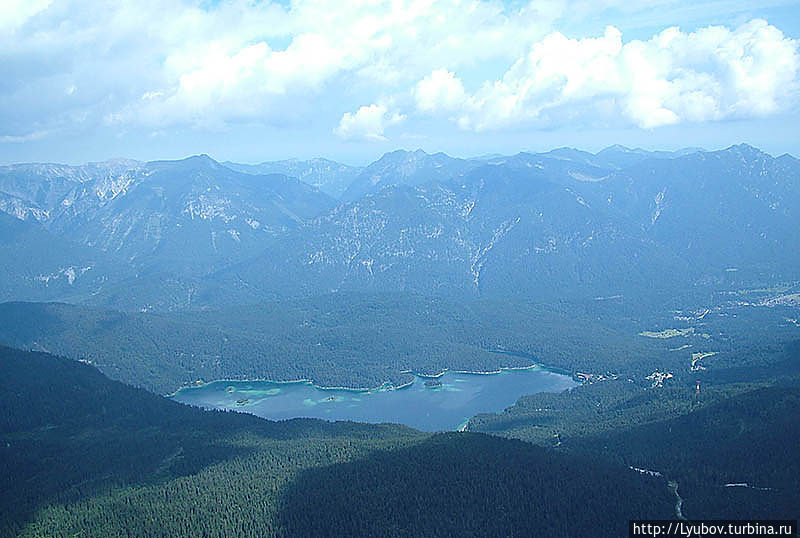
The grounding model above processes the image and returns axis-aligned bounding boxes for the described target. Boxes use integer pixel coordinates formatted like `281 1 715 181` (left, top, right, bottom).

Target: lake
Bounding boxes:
172 366 577 431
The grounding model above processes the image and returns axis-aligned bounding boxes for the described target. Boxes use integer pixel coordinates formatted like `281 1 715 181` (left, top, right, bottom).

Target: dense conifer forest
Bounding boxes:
6 291 792 394
469 342 800 520
0 296 668 393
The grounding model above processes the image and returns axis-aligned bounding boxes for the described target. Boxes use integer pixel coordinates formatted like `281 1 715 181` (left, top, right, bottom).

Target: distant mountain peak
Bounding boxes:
188 153 217 164
719 143 771 161
598 144 634 153
148 154 222 172
379 148 434 160
675 147 705 155
727 143 764 153
341 148 474 201
87 157 142 168
221 157 362 198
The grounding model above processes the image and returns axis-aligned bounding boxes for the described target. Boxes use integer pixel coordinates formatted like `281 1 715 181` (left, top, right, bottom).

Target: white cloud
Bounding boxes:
0 0 51 32
429 19 800 131
0 0 555 137
131 0 558 129
413 69 467 114
334 104 405 142
0 1 798 145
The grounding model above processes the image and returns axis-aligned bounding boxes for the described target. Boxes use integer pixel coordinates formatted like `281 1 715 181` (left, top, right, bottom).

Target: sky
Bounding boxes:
1 0 799 165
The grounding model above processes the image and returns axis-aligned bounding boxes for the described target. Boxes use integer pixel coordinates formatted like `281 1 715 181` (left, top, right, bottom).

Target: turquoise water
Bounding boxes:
172 367 576 432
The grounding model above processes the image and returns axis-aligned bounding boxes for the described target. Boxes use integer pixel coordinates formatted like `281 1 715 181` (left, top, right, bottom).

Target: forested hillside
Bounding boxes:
469 341 800 519
3 285 798 396
0 296 667 393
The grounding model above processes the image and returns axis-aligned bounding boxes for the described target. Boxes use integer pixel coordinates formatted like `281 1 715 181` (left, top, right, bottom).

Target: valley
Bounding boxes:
5 3 800 535
1 144 798 536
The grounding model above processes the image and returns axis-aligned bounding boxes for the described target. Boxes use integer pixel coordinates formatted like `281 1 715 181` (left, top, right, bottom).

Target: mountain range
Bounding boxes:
2 144 799 537
222 157 362 198
1 144 798 310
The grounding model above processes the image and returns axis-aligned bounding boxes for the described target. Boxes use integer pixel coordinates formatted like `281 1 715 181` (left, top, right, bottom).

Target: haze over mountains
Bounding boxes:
222 158 362 199
3 144 800 536
4 2 800 534
1 144 798 311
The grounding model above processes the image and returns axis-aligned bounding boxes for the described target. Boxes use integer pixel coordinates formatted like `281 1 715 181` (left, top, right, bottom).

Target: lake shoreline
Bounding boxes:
172 364 579 433
169 364 561 398
168 352 573 398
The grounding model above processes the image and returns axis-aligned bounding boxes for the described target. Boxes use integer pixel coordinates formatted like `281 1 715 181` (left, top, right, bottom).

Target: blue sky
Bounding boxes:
1 0 799 165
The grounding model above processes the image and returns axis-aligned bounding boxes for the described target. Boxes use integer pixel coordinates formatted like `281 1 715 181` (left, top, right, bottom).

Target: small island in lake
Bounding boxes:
235 398 250 406
424 380 443 388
